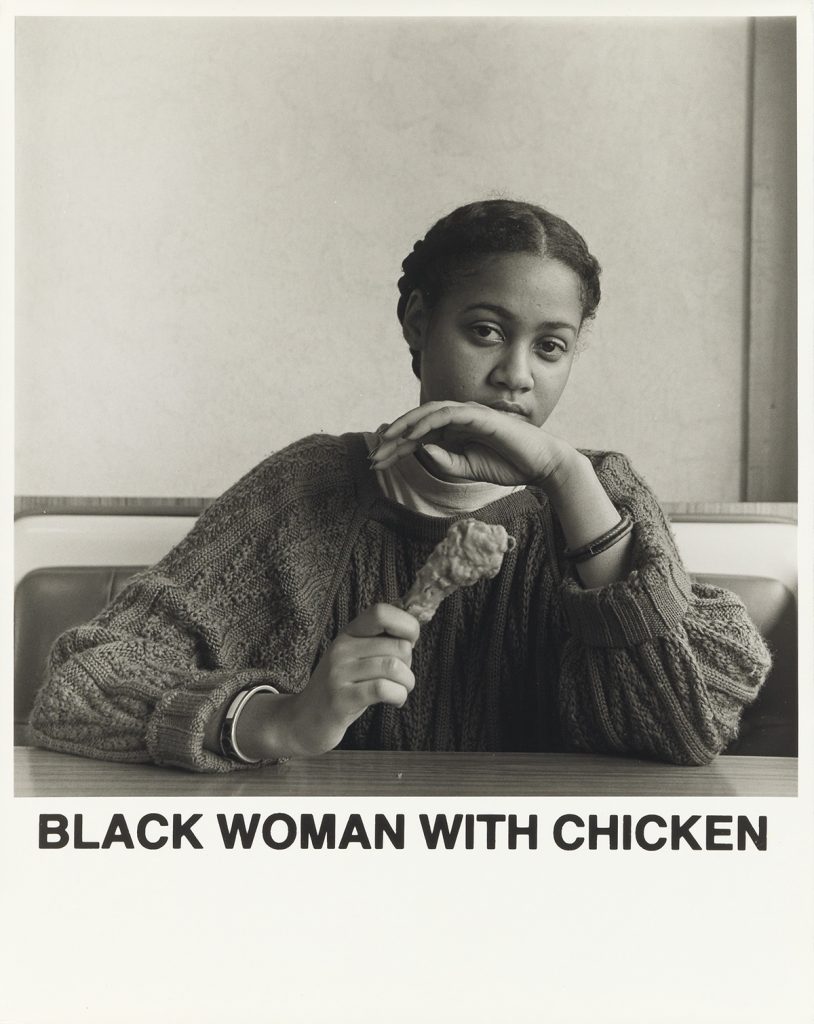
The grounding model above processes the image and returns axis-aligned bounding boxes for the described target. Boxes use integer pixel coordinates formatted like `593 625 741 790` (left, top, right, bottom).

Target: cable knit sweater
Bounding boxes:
29 432 772 772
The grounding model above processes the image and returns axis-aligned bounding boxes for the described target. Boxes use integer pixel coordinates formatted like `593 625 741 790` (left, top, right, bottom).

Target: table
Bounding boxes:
14 747 797 797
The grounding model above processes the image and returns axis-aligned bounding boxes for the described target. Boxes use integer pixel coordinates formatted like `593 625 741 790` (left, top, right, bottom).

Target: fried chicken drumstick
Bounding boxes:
396 519 516 624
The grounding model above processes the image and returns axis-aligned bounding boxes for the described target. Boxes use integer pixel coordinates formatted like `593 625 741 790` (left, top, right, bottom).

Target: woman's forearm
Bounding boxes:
204 691 306 761
543 450 634 589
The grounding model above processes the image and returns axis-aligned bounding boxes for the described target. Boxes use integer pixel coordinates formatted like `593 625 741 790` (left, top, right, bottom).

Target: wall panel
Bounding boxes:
15 18 764 501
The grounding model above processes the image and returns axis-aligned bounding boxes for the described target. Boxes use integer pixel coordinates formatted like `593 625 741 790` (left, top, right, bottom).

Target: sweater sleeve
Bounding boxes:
28 435 357 773
29 570 286 774
553 452 772 766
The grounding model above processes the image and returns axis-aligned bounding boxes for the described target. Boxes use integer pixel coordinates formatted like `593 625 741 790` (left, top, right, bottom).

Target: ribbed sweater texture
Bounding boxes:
30 432 772 772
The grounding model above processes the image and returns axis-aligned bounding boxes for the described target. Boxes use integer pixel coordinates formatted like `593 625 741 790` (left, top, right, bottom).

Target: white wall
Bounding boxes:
16 17 756 501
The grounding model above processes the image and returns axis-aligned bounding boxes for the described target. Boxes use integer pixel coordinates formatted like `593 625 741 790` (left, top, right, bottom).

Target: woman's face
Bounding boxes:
405 252 583 428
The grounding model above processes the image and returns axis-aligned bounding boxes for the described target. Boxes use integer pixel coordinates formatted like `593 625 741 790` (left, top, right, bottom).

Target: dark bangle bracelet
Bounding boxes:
220 683 280 764
562 514 634 564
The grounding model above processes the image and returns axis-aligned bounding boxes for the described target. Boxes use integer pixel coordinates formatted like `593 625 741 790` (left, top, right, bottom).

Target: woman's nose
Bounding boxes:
490 345 534 392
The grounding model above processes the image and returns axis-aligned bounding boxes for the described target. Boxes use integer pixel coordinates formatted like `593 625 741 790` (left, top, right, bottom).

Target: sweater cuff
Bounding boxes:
559 533 694 648
145 669 287 773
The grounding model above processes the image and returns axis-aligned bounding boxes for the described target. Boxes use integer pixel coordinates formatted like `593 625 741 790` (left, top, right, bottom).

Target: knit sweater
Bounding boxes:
29 432 772 772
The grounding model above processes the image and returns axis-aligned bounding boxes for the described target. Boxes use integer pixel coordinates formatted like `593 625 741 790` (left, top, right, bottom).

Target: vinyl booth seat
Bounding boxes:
14 511 798 756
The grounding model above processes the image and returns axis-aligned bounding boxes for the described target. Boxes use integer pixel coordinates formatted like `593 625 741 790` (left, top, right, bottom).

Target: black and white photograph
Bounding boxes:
3 3 812 1022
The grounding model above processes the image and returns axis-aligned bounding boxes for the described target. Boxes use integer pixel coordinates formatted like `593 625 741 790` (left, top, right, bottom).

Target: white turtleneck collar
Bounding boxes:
363 429 525 517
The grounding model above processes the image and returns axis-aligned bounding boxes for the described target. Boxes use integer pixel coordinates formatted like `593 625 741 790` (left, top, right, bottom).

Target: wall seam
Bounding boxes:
741 17 756 502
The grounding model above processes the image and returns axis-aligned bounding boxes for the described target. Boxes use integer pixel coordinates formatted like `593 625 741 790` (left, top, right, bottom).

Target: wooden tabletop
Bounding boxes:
14 747 797 797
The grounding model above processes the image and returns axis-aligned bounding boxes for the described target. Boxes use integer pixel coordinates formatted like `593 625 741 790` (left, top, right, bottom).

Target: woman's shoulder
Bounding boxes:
579 448 642 482
157 433 363 571
250 431 355 483
578 447 632 470
577 448 661 506
577 448 675 541
211 430 360 512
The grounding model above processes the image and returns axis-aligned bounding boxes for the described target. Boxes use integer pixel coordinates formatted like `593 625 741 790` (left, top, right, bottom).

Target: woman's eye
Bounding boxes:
469 322 503 343
536 338 566 357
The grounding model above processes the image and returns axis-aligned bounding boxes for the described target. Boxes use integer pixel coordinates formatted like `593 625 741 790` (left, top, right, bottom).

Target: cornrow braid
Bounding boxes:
396 239 427 324
397 200 602 379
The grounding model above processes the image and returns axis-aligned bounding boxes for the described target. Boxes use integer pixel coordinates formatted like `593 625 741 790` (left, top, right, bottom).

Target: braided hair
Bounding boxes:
397 199 602 379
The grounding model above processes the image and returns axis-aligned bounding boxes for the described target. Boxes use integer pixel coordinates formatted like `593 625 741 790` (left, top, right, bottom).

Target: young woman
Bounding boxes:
30 200 771 771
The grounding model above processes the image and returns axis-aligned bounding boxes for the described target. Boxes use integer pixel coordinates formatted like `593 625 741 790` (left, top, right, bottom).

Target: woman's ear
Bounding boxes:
401 289 429 350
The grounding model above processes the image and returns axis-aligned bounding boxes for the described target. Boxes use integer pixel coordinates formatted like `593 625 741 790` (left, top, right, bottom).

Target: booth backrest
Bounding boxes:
14 512 798 755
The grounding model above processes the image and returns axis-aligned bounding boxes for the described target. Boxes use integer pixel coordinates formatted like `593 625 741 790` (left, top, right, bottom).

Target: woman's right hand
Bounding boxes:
234 604 420 759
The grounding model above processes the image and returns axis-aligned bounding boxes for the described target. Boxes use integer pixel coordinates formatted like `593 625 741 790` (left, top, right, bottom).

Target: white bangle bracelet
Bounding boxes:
220 683 280 764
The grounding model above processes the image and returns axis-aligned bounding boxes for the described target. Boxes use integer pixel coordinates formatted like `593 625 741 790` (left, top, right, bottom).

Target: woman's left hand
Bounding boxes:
373 400 636 588
370 400 578 491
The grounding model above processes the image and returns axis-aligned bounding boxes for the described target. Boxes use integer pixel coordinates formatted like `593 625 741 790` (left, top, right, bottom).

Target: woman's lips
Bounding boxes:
488 400 529 417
